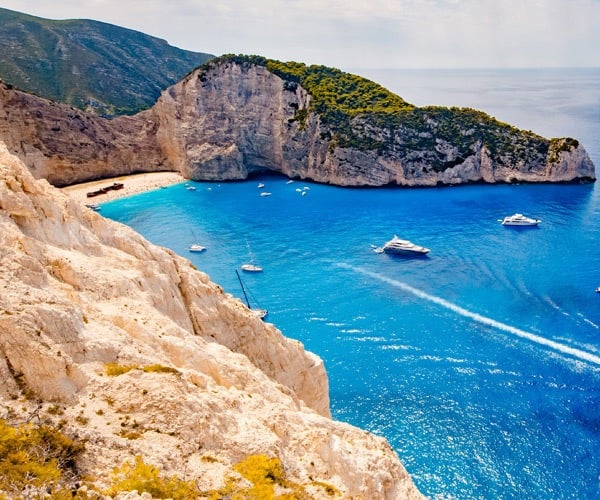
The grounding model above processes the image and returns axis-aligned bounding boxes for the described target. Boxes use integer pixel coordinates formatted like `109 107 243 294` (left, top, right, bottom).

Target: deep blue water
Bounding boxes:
100 68 600 499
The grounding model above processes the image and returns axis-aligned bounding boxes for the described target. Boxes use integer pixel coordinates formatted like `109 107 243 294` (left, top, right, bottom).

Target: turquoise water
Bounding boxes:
100 68 600 499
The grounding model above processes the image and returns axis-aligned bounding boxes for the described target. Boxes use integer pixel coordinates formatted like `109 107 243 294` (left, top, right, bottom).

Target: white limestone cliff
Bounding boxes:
0 60 595 188
152 60 595 186
0 142 423 498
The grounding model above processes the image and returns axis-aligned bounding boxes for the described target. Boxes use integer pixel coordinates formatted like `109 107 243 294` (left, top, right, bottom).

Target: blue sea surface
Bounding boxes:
100 68 600 499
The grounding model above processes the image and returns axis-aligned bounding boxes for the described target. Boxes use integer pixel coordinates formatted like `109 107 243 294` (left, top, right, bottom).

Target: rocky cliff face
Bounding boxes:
0 58 595 187
0 82 174 186
157 59 595 186
0 142 423 498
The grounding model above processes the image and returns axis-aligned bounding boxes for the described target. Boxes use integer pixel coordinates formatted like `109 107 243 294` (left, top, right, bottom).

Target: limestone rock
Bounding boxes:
0 142 423 498
0 59 594 188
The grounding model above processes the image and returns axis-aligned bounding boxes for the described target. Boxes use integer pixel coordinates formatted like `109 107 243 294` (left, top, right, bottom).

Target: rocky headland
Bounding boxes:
0 142 423 498
0 55 595 188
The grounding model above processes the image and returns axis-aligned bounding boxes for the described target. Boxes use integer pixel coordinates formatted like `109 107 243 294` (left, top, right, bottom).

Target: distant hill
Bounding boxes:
0 8 214 115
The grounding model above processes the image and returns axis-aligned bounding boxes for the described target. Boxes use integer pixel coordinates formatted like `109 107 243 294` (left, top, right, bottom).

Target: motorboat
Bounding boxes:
188 244 206 253
500 213 541 226
380 235 430 255
596 287 600 293
260 192 272 197
258 182 265 188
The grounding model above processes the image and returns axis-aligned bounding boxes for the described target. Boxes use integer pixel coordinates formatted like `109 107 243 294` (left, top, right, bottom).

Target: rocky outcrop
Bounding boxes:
0 142 423 498
0 58 595 187
0 81 175 186
157 59 595 186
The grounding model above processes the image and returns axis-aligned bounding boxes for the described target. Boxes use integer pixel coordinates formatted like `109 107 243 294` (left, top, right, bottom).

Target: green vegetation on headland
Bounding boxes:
203 55 580 172
0 7 213 115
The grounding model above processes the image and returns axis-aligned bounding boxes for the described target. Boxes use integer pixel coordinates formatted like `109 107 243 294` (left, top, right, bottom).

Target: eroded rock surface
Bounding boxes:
0 58 594 188
0 142 423 498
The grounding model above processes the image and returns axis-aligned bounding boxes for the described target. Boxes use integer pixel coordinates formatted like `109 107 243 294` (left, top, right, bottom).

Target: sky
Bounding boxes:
2 0 600 70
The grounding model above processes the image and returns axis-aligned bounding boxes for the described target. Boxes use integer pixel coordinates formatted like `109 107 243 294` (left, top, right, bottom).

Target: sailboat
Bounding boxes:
235 270 268 319
241 240 263 272
188 230 206 253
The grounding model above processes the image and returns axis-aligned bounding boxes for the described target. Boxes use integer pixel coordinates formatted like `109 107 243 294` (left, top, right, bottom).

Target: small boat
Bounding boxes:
242 240 263 272
186 185 197 191
241 263 263 272
596 287 600 293
188 244 206 253
260 192 272 197
236 270 267 319
85 203 101 211
380 235 430 255
301 191 307 196
500 213 541 226
188 231 206 253
258 183 265 188
286 179 294 184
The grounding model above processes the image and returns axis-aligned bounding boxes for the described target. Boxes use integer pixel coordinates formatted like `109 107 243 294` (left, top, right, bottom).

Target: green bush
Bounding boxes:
209 454 311 499
107 455 197 499
0 419 84 497
104 362 137 376
142 364 180 375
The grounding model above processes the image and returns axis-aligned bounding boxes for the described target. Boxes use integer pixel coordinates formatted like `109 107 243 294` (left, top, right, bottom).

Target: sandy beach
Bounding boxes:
60 171 186 204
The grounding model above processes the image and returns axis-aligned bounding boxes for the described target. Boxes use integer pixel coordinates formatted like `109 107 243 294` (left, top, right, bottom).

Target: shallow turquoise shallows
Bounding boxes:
100 68 600 499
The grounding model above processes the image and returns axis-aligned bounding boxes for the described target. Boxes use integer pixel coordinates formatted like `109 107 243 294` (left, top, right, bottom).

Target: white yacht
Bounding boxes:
241 263 263 272
501 213 541 226
188 244 206 252
380 236 430 255
260 192 272 197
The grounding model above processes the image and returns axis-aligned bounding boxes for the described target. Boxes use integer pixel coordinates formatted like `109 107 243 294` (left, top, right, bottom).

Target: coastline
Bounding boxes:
60 171 186 204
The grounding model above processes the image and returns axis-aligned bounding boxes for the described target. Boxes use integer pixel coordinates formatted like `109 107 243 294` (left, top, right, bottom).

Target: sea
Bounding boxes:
99 68 600 499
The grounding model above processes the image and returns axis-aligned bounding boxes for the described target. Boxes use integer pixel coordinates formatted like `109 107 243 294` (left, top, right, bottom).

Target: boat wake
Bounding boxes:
337 263 600 367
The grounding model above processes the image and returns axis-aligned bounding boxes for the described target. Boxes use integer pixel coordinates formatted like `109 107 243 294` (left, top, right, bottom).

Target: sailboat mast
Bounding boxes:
246 239 254 265
235 270 251 308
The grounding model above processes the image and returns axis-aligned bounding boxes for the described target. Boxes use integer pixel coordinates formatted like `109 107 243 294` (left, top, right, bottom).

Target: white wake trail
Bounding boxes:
339 264 600 366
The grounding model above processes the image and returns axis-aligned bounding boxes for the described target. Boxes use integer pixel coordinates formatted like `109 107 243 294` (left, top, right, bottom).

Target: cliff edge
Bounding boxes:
155 56 595 186
0 142 423 498
0 56 595 188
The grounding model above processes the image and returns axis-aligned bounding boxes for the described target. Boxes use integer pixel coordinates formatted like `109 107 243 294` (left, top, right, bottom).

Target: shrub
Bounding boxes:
0 419 84 497
104 362 137 376
213 454 309 499
142 364 180 375
107 455 197 499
